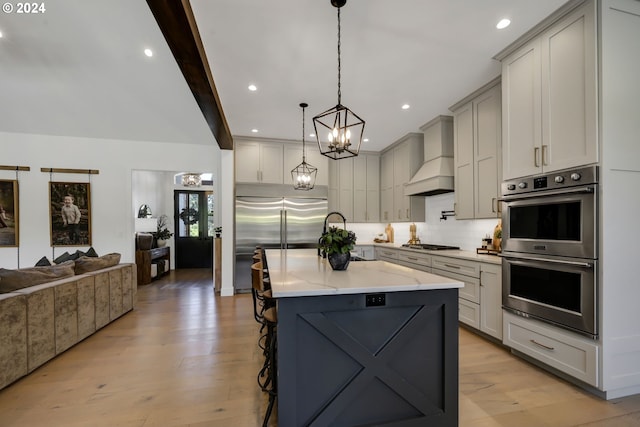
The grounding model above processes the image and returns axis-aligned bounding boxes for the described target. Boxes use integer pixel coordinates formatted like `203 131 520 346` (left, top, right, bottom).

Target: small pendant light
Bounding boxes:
313 0 365 160
291 103 318 190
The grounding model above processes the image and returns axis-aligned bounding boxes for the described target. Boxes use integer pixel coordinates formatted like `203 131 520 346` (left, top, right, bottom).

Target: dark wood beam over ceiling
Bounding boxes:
146 0 233 150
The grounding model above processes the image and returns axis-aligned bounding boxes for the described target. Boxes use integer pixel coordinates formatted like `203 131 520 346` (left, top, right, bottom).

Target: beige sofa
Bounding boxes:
0 263 136 391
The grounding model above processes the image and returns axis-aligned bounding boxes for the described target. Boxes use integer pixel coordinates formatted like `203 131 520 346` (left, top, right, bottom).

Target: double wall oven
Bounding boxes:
501 165 598 338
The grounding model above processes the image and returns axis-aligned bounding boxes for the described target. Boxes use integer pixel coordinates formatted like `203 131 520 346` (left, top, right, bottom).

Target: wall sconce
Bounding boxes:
138 204 152 218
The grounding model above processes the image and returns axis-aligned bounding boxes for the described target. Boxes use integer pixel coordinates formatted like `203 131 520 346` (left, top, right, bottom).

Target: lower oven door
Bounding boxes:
502 252 597 338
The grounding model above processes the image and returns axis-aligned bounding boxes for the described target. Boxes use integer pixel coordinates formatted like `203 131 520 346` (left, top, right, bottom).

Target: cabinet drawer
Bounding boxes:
398 251 432 267
396 260 431 273
433 268 480 304
375 248 398 261
459 299 480 329
503 311 598 386
432 256 480 278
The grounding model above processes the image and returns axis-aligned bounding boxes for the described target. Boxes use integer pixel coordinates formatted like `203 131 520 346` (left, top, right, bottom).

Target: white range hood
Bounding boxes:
404 115 455 196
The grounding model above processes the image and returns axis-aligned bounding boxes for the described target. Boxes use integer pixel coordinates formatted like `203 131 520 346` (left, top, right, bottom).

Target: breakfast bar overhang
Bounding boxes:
267 249 463 427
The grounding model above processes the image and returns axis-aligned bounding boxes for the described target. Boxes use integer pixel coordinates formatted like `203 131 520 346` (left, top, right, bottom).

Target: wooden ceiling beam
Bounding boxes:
146 0 233 150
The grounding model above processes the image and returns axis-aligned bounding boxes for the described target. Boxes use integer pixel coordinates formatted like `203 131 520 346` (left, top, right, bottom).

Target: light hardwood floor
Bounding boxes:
1 269 640 426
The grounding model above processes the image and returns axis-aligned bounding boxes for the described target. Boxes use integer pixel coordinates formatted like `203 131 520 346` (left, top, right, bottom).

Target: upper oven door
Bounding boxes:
502 185 597 259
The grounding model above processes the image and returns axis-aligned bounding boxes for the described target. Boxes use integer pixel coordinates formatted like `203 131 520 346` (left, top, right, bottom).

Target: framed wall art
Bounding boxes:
49 181 92 246
0 179 19 247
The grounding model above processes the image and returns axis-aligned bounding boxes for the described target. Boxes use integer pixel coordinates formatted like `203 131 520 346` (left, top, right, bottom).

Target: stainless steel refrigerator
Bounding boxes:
235 196 328 292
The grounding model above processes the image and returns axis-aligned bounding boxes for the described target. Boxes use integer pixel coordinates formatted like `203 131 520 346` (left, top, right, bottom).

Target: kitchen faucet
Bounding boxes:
318 211 347 257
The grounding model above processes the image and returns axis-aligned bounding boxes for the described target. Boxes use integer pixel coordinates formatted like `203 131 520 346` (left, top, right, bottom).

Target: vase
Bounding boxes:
156 239 167 247
328 252 350 271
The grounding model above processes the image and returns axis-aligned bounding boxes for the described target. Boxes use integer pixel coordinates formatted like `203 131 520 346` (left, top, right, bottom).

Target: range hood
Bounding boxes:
405 115 455 196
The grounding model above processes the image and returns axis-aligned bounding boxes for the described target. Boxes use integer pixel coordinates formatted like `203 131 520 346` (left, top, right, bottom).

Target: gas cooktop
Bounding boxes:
401 243 460 251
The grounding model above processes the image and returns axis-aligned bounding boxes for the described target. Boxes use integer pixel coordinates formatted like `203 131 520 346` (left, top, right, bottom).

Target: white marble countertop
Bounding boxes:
266 248 463 298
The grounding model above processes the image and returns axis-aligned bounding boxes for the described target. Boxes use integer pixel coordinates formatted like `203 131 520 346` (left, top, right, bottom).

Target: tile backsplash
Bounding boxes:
331 193 500 251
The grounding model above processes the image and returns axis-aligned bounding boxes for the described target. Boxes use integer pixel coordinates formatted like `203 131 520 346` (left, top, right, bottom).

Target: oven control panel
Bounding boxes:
502 165 598 196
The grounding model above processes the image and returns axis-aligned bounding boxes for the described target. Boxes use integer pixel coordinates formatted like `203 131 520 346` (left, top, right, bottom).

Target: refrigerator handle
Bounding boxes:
283 209 288 249
280 209 285 250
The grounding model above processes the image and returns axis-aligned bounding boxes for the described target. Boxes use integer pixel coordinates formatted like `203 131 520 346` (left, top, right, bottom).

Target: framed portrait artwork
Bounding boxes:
0 179 19 247
49 181 92 246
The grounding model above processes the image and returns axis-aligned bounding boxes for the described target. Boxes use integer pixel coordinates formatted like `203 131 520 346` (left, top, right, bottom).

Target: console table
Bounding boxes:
135 246 170 286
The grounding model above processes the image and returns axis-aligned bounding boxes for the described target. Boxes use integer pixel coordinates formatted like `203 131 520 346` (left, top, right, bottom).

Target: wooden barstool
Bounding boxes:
251 261 277 426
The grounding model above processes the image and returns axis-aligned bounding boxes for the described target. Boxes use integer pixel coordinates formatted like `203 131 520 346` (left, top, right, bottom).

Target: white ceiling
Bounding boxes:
0 0 568 152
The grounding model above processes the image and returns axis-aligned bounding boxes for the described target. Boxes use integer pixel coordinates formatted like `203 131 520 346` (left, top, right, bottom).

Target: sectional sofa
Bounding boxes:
0 261 136 391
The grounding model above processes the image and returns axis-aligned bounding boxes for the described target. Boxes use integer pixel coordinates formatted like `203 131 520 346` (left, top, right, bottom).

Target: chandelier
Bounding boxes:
181 173 202 187
291 103 318 190
313 0 365 160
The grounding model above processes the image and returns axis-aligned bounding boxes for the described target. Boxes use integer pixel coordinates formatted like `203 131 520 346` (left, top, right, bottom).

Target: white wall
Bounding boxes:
0 131 219 269
339 193 500 251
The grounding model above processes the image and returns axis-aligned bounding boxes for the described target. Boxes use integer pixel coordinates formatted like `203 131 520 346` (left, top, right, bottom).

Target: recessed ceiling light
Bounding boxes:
309 133 316 138
402 104 410 110
248 84 257 91
144 48 153 57
496 18 511 29
0 31 3 38
363 138 369 142
251 129 258 133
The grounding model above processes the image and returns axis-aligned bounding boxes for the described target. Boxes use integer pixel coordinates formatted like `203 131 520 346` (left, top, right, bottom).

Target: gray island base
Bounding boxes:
267 249 463 427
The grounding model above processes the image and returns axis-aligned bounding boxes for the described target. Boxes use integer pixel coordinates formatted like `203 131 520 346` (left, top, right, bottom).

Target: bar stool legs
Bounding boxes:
252 248 277 425
262 316 277 426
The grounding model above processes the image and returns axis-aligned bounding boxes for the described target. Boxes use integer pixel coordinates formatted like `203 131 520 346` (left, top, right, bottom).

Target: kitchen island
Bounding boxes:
266 248 463 427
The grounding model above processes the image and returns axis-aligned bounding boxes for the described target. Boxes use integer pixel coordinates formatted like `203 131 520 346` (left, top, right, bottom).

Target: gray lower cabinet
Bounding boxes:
503 311 598 386
374 246 399 263
277 290 459 426
432 255 502 340
375 248 502 340
353 245 375 260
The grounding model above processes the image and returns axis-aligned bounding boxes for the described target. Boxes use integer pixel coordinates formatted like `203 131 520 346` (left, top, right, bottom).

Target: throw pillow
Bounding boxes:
85 247 99 257
34 256 52 267
74 253 121 275
53 252 72 264
0 261 76 293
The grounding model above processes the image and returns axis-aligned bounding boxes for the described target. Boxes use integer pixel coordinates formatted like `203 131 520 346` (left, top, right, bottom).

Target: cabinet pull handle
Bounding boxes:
398 209 401 219
534 147 541 167
406 208 409 218
542 145 548 166
492 198 497 213
257 171 260 181
407 257 418 261
530 339 555 351
444 263 461 269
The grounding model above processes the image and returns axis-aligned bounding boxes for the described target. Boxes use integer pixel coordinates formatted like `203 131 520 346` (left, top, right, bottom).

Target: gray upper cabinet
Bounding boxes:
235 140 284 184
451 79 502 219
353 154 380 223
380 151 394 222
329 153 380 223
380 133 425 223
328 157 354 220
500 1 597 180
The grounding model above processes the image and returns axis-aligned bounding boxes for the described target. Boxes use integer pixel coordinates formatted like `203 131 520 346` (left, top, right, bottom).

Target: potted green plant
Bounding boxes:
154 215 174 247
214 226 222 238
319 226 357 270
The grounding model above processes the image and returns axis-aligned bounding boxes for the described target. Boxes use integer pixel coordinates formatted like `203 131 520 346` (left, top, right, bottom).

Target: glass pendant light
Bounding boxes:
291 103 317 190
313 0 365 160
